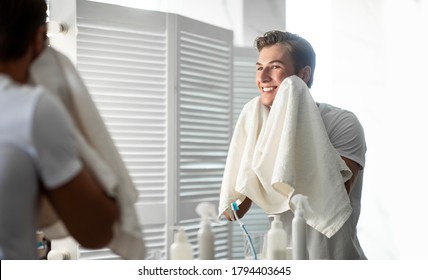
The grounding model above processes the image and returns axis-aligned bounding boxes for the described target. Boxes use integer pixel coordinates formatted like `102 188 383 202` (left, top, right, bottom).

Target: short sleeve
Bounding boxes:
327 110 366 169
32 93 82 189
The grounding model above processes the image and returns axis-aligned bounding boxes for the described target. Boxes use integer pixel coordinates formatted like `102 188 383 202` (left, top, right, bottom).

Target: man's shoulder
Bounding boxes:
0 77 46 109
318 102 358 122
318 102 365 140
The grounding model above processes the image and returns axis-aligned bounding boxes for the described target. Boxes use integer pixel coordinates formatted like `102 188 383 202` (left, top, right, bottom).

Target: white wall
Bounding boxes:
88 0 285 47
288 0 428 259
89 0 243 44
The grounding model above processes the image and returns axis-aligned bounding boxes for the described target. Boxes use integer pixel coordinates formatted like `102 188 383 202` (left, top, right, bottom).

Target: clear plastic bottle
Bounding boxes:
170 227 193 260
266 215 288 259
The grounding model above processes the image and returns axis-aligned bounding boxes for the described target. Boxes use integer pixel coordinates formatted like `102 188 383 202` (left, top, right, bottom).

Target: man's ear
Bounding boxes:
31 25 47 60
298 66 312 84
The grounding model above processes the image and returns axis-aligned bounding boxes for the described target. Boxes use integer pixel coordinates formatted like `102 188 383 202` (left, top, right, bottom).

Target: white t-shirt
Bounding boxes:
278 102 367 259
0 74 82 259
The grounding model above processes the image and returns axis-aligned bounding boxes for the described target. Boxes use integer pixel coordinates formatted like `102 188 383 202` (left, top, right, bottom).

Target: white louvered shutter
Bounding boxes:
173 16 233 260
75 0 168 259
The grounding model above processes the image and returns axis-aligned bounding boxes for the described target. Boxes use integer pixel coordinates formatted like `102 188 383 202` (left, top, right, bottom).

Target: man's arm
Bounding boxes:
34 93 118 249
45 166 118 249
341 156 360 194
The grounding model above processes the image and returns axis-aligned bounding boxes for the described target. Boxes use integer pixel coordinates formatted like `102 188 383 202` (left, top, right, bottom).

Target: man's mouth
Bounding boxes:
262 86 276 92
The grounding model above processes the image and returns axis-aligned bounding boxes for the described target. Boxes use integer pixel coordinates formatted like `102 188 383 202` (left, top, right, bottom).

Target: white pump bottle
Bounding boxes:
291 195 308 260
266 215 288 260
170 227 193 260
195 202 216 259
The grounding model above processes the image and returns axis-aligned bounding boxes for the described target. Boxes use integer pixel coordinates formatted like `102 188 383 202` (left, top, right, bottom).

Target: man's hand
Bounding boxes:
223 197 253 221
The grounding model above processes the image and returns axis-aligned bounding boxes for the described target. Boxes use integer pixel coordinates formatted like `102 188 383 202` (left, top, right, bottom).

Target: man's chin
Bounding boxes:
261 99 273 107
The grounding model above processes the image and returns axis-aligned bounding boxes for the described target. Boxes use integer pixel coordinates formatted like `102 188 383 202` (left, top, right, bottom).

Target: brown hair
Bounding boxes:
0 0 47 61
254 30 316 87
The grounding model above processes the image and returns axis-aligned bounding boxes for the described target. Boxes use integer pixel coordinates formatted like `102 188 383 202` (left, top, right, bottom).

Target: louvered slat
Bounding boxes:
178 30 232 199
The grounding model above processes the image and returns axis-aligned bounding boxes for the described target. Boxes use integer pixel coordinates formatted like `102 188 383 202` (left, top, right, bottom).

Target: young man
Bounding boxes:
223 30 367 259
0 0 118 259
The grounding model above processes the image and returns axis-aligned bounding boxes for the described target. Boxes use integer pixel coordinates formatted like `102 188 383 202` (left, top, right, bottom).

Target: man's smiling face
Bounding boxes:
256 43 297 107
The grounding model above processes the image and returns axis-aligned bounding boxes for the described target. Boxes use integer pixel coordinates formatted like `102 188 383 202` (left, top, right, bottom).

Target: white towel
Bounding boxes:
219 76 352 238
30 46 145 259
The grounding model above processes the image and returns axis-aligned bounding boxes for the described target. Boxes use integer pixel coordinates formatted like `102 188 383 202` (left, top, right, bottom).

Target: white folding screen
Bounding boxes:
73 0 233 259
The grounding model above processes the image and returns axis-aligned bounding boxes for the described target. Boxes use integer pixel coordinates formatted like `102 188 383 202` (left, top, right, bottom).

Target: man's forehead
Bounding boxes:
257 45 293 64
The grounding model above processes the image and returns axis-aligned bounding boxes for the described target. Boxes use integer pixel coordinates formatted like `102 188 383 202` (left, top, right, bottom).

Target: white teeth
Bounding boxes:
263 87 274 92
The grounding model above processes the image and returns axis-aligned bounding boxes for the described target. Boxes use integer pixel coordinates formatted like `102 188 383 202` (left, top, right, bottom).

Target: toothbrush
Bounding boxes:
231 202 257 260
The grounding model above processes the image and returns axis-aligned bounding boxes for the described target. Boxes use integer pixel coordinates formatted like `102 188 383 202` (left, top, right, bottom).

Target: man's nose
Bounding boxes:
260 68 271 82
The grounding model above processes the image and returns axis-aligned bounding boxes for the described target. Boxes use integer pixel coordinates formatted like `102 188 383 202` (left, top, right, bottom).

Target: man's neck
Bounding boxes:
0 59 30 84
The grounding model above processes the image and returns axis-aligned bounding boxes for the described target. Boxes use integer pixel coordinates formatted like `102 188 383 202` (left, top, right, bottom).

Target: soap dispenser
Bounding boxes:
291 194 309 260
170 227 193 260
266 215 288 260
196 202 216 259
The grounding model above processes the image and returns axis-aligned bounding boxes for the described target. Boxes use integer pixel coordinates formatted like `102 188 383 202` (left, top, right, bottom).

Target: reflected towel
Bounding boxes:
218 76 352 238
30 46 145 259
